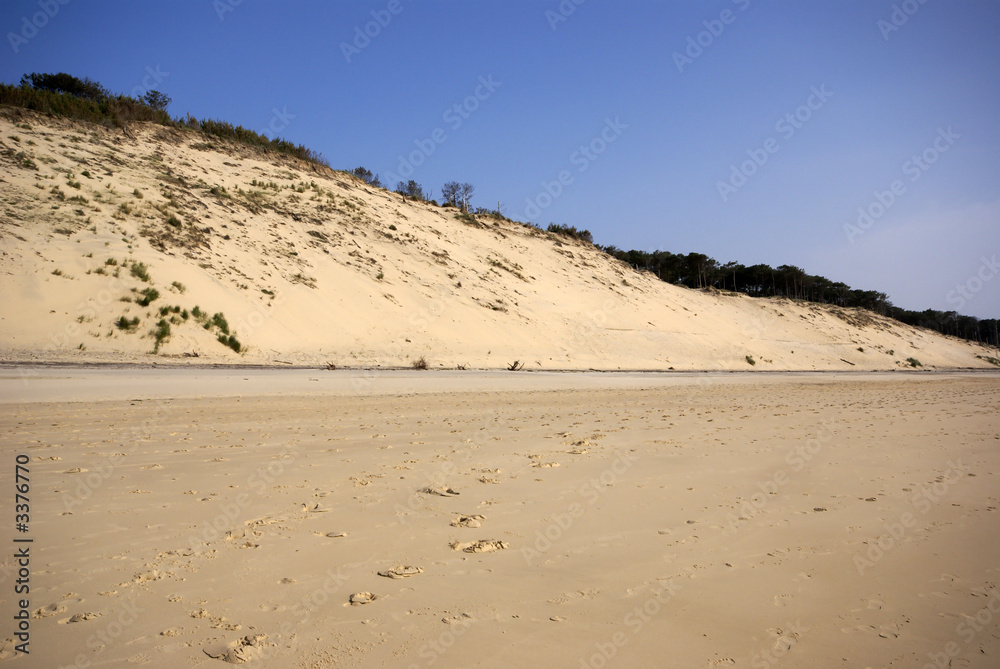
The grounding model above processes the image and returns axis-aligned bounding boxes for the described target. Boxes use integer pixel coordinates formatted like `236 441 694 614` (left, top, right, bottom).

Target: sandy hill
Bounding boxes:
0 107 995 370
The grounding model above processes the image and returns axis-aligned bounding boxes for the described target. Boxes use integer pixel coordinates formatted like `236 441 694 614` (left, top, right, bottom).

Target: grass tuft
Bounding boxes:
130 261 150 282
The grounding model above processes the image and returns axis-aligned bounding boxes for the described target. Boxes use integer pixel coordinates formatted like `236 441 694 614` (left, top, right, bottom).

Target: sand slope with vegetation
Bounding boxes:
0 107 996 370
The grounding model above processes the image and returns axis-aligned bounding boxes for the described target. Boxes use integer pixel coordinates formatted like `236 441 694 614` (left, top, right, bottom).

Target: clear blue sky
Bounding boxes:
3 0 998 318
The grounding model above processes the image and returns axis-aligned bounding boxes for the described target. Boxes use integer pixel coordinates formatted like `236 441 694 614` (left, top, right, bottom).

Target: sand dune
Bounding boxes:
1 107 996 371
1 370 997 667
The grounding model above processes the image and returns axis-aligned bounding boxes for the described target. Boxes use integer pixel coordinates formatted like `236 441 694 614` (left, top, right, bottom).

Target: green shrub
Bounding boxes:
547 223 593 243
152 318 170 352
4 149 38 170
0 77 326 166
166 215 181 228
906 357 922 368
130 261 150 282
218 334 241 353
136 287 159 306
745 355 756 366
115 315 139 332
211 312 229 334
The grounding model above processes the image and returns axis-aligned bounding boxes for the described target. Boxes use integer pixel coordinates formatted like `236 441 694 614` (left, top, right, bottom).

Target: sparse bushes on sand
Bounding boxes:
136 288 159 307
0 73 328 167
152 319 171 352
547 224 593 244
218 334 241 353
116 315 140 332
130 261 150 282
412 357 428 370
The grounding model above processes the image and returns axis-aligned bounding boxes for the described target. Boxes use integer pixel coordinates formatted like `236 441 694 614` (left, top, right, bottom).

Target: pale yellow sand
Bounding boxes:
1 110 995 371
1 371 998 668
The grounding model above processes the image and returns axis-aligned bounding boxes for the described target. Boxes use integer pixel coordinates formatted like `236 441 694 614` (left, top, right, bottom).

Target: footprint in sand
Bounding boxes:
140 464 162 470
303 503 331 513
203 634 269 664
349 592 377 605
33 603 69 618
451 515 486 528
64 467 86 473
442 613 474 625
421 486 460 497
59 612 101 624
532 462 560 468
378 565 423 579
450 540 508 553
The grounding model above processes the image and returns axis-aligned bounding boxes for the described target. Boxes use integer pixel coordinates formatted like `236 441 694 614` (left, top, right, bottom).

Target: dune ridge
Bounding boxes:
0 107 995 370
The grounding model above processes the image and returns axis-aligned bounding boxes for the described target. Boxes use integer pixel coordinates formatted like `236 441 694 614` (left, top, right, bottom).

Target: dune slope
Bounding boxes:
0 107 994 370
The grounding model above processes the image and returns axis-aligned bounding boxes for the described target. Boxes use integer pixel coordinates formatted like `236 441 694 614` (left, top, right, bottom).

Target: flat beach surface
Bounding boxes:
1 370 999 668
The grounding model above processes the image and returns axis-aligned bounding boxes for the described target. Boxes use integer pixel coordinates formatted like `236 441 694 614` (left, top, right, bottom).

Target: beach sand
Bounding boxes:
1 370 998 667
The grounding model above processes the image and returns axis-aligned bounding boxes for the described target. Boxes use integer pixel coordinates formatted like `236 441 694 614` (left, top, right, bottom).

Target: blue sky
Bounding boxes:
3 0 998 318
